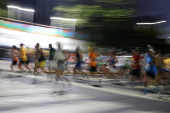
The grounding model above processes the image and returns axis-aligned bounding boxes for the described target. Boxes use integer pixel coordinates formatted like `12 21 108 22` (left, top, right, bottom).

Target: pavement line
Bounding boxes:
2 72 169 102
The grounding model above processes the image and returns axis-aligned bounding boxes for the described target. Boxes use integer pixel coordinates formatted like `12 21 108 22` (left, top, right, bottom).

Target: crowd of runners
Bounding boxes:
9 42 170 94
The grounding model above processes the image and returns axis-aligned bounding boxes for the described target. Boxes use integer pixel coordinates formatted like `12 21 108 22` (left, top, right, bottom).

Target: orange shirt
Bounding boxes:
89 51 96 67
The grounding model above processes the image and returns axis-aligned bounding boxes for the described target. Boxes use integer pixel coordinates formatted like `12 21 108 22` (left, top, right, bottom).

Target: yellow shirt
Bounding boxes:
163 58 170 69
20 47 27 61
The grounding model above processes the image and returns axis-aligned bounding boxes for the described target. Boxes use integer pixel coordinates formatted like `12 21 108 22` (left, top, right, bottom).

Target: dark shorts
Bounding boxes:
49 57 53 61
26 60 30 65
130 69 141 77
20 60 26 64
146 71 156 79
38 57 45 62
75 61 82 70
90 67 97 72
12 61 17 65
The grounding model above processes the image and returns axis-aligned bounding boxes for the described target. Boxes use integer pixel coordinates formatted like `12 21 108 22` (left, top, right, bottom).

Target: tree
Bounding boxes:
53 0 135 47
0 0 8 17
53 0 134 29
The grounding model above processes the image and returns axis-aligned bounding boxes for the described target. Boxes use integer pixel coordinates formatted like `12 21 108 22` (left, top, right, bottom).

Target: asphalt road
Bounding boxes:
0 70 170 113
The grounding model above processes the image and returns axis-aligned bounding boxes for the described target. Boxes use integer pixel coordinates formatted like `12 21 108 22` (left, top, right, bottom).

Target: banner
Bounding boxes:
0 20 89 39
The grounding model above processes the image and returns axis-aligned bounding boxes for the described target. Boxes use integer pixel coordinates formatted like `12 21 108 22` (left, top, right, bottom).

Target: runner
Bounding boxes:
140 46 159 94
144 46 157 87
73 46 83 74
34 43 41 73
34 47 46 73
48 44 55 72
88 46 98 78
18 43 31 72
130 48 141 81
10 45 19 71
54 42 71 86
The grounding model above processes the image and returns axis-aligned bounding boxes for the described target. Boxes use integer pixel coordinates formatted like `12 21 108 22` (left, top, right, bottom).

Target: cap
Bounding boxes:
88 46 93 51
134 47 139 51
147 45 154 52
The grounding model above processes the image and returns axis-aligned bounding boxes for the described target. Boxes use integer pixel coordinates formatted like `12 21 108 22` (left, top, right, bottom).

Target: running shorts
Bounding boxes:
57 61 65 71
12 61 17 65
75 61 82 70
39 61 45 68
130 69 141 77
146 71 156 79
90 66 97 72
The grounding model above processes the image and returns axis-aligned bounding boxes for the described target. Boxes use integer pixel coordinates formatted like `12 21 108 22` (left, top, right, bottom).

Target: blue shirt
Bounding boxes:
145 55 157 75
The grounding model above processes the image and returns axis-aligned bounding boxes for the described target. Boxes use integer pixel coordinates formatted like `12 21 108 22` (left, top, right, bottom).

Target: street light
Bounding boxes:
7 5 35 12
136 21 166 25
50 17 76 21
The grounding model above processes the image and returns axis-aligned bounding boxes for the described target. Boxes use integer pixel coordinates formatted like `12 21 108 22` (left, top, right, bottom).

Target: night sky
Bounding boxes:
8 0 170 39
9 0 36 9
135 0 170 39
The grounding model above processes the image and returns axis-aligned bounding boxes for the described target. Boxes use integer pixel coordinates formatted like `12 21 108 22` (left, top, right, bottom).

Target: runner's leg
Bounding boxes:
24 63 31 72
10 62 13 71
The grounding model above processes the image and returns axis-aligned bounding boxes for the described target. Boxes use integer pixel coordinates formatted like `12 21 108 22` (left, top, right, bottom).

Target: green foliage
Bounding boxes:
0 8 7 17
0 0 8 17
53 1 134 28
53 0 135 45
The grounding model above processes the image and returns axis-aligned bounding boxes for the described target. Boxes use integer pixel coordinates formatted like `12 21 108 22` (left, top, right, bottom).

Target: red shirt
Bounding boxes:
133 54 141 69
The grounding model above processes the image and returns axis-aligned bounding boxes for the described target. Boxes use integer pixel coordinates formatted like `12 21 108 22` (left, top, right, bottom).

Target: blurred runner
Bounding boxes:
10 45 19 71
34 43 41 73
54 42 71 86
130 48 141 81
48 44 55 72
163 55 170 73
73 46 83 73
144 46 157 86
88 46 98 78
18 43 31 72
34 46 46 73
